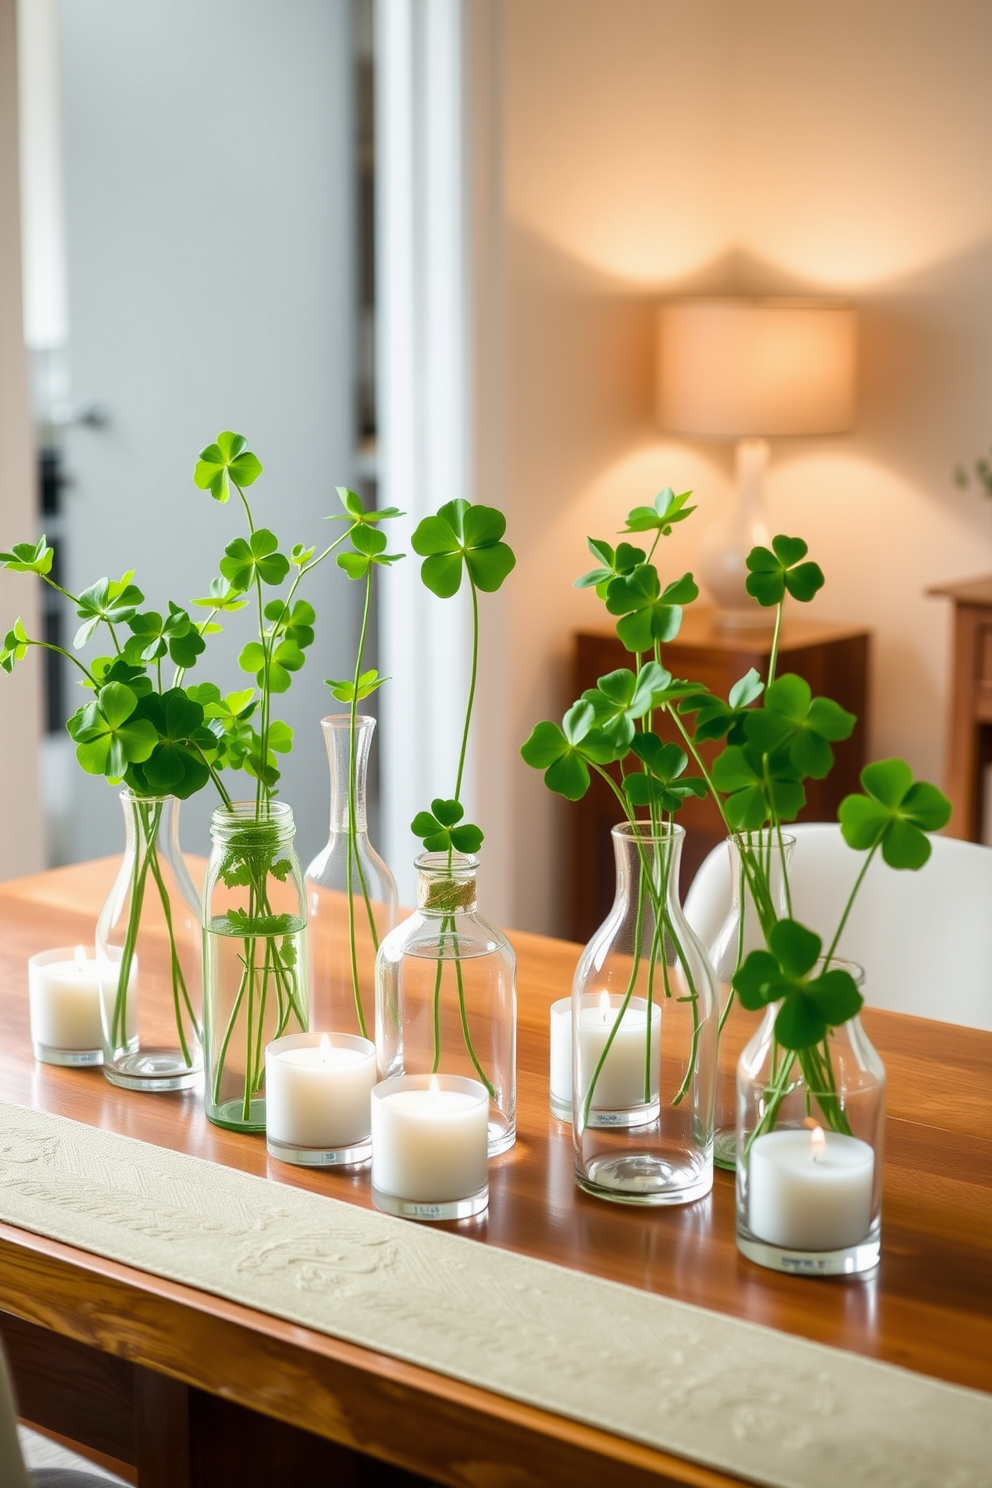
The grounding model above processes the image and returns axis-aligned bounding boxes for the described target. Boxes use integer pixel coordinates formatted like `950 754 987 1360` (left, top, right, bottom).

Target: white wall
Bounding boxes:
54 0 357 869
0 0 44 880
493 0 992 936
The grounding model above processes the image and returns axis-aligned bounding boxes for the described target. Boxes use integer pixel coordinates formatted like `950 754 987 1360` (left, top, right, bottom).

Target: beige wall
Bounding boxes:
496 0 992 935
0 0 43 879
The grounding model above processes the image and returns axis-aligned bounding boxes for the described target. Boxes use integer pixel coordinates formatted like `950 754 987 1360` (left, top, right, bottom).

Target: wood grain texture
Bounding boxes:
0 860 989 1488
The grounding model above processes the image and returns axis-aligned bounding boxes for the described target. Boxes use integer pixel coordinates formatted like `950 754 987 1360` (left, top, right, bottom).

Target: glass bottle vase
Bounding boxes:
304 715 398 1039
375 852 516 1155
202 800 309 1132
708 830 794 1171
736 963 884 1277
573 822 716 1206
96 791 203 1091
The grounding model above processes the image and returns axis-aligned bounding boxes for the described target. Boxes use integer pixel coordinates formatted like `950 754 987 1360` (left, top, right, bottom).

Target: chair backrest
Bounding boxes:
684 823 992 1030
0 1339 32 1488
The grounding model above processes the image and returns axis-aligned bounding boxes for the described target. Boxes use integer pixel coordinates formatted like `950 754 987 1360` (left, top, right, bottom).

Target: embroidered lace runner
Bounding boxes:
0 1101 987 1488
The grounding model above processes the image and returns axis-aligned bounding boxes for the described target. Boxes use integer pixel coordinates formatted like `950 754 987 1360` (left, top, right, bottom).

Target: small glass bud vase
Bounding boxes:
573 822 717 1206
736 963 885 1277
96 791 202 1091
708 830 795 1171
202 801 309 1132
375 852 516 1155
304 715 398 1040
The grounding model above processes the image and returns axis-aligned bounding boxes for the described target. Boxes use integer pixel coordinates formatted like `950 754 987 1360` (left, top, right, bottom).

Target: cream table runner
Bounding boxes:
0 1101 988 1488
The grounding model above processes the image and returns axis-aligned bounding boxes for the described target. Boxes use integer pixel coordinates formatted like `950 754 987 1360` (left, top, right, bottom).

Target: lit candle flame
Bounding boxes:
598 990 611 1023
810 1125 826 1161
74 946 87 974
428 1074 441 1100
319 1034 332 1064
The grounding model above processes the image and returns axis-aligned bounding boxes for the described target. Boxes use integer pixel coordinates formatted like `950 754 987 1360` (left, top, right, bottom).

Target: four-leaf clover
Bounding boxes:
68 682 158 779
412 499 515 597
605 568 697 652
733 919 863 1051
745 535 824 607
744 674 855 780
520 700 621 801
623 736 707 812
193 431 262 504
220 529 290 591
839 759 952 869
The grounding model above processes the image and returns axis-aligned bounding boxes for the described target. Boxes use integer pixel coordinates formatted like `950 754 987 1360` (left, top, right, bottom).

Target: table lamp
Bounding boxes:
656 299 856 627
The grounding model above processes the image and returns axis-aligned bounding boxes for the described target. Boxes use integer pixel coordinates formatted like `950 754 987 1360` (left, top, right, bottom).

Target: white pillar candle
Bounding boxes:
567 992 662 1115
29 946 104 1062
371 1074 489 1219
748 1126 875 1252
265 1033 376 1161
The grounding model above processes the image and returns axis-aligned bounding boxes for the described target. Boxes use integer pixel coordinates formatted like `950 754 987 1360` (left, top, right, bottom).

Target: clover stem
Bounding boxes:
823 835 882 967
665 705 735 839
40 573 81 607
454 579 480 805
27 639 97 685
766 600 784 689
345 566 375 1037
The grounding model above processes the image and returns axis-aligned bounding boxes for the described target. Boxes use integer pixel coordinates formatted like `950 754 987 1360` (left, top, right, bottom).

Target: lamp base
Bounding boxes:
699 438 772 620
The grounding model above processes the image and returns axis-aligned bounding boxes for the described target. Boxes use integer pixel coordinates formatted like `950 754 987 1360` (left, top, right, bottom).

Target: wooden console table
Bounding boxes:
571 612 869 941
0 860 989 1487
929 574 992 842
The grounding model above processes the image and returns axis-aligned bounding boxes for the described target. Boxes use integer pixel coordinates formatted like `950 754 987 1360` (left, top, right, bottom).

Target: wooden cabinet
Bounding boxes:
570 611 870 942
928 575 992 843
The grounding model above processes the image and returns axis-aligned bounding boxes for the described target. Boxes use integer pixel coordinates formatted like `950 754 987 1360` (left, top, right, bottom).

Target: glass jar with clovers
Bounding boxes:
374 499 518 1155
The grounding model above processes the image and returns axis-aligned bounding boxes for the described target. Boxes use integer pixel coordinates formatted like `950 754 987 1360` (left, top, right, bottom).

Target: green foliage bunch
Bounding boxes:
520 487 951 1133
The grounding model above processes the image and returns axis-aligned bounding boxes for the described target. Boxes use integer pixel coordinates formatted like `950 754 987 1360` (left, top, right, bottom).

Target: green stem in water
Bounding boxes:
345 567 375 1039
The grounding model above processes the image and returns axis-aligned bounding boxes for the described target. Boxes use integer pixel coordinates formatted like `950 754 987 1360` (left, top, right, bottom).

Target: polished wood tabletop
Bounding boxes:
0 860 990 1488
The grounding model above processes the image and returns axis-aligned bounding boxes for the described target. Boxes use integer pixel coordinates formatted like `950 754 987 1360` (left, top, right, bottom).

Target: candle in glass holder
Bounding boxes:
371 1073 489 1221
265 1032 376 1166
558 991 662 1121
29 946 104 1066
747 1125 875 1252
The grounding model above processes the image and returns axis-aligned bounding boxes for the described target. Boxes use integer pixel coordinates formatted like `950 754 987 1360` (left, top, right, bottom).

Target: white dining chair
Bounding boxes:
684 822 992 1030
0 1340 110 1488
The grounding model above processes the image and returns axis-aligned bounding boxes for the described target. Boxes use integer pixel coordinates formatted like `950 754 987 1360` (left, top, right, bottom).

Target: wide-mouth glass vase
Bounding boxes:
736 962 884 1277
95 790 202 1091
375 852 516 1156
572 822 717 1206
707 830 794 1170
304 715 398 1039
202 801 309 1132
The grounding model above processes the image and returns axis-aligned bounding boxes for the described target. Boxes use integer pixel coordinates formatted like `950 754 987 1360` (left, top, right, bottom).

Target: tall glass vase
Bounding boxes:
707 830 794 1170
376 852 516 1155
736 964 884 1277
304 715 397 1039
202 801 309 1132
573 822 716 1205
96 791 202 1091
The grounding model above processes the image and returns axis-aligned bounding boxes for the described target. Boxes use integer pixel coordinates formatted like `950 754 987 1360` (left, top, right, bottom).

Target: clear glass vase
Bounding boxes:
96 791 203 1091
573 822 717 1206
375 852 516 1155
304 715 398 1040
202 800 309 1132
708 830 795 1171
736 963 885 1277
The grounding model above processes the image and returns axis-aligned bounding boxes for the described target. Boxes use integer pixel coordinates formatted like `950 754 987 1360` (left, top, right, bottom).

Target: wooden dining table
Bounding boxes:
0 859 990 1488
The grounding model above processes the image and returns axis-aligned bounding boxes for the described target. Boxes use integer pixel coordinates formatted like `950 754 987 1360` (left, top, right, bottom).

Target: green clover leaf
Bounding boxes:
620 486 697 536
573 537 647 598
605 566 698 652
336 522 404 580
679 667 764 744
411 797 484 853
624 735 707 812
0 536 54 575
74 575 145 648
745 534 825 607
839 759 952 869
125 602 204 669
412 499 515 597
325 669 389 703
68 681 158 779
264 598 315 651
580 661 670 750
123 689 211 799
220 529 290 591
326 486 404 524
711 742 805 830
733 919 863 1050
0 617 30 674
191 577 249 613
193 431 262 504
744 673 856 780
520 699 621 801
85 657 153 696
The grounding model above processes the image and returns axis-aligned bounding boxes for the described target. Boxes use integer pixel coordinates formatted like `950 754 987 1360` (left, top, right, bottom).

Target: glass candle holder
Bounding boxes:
265 1032 376 1167
550 994 661 1123
28 946 105 1066
736 961 885 1277
370 1073 489 1221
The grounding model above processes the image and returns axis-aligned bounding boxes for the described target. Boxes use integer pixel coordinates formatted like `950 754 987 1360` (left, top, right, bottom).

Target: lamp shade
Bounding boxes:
656 300 856 439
